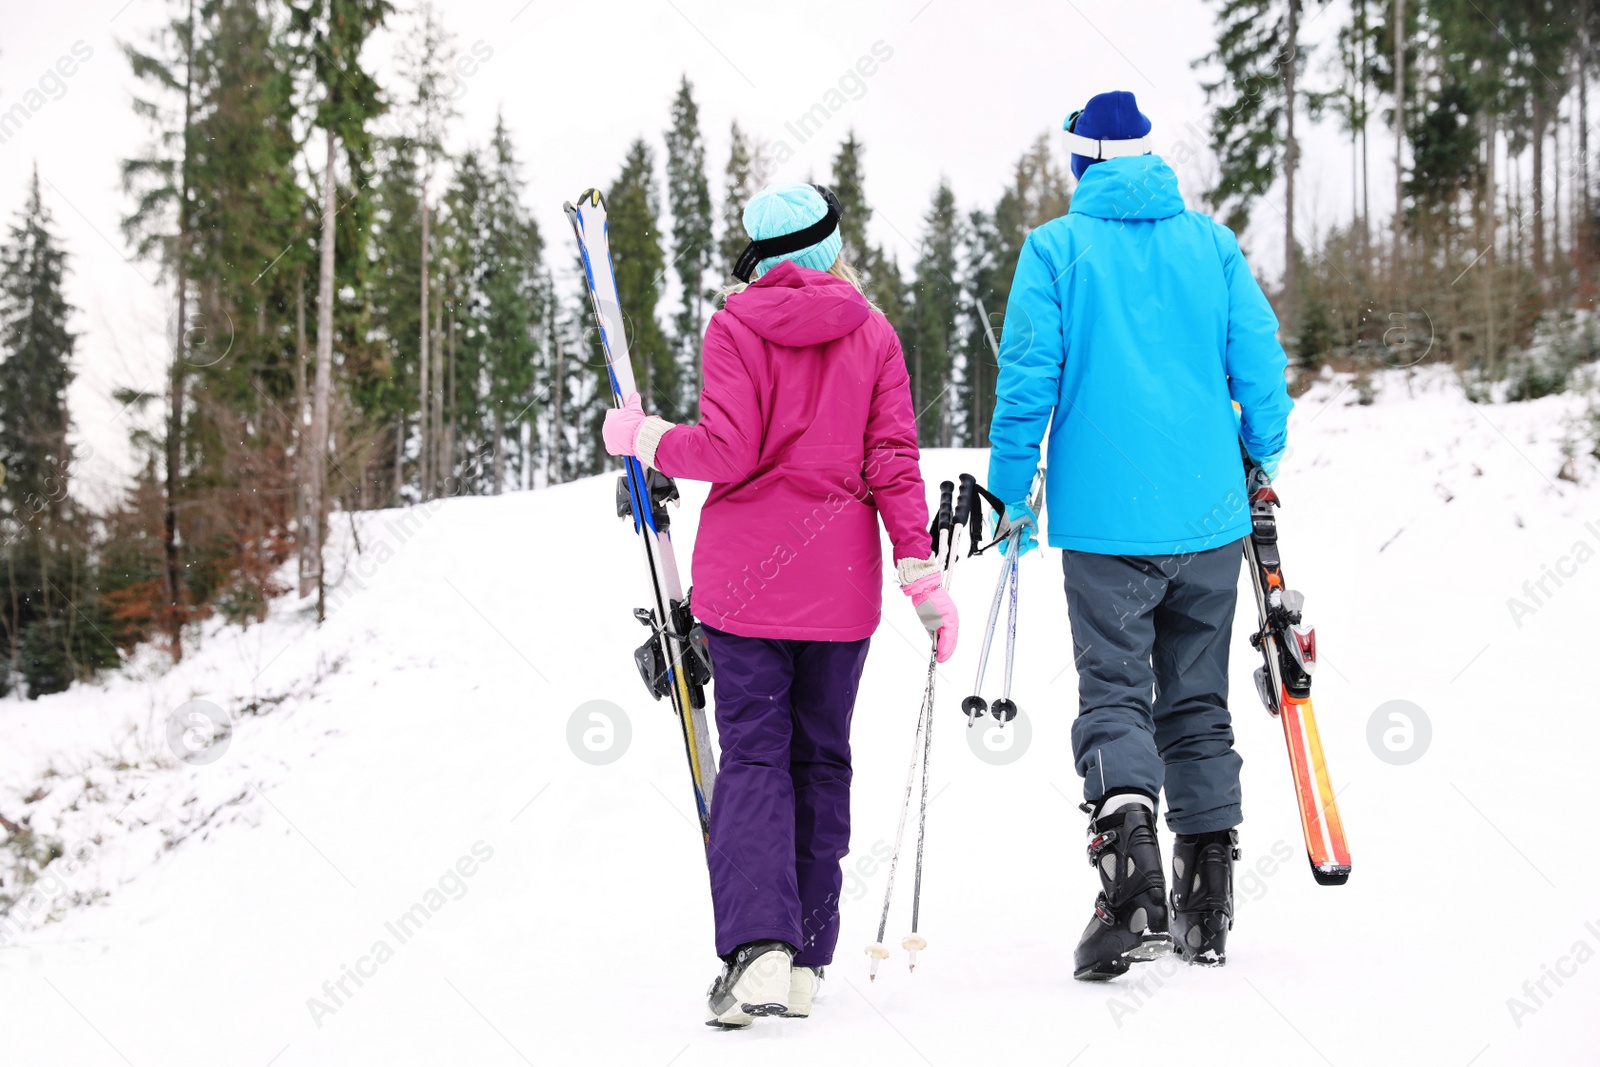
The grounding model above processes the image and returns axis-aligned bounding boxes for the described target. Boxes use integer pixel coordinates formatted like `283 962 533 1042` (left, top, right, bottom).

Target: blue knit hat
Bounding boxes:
1065 91 1153 180
742 183 843 277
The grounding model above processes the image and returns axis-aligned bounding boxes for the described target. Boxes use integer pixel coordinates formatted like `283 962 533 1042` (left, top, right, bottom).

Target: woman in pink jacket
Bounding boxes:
603 183 957 1028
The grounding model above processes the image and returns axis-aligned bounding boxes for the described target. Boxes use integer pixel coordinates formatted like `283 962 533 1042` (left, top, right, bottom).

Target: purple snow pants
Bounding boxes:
702 625 870 967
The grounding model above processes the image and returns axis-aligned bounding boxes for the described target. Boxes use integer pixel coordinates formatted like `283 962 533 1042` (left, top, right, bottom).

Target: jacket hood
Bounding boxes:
1069 155 1186 222
723 259 871 346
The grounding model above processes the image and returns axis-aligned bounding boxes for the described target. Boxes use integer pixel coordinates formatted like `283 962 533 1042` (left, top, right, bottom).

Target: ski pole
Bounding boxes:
905 480 957 969
962 544 1012 725
989 469 1047 723
989 536 1022 723
866 681 927 979
904 475 987 971
903 641 936 972
868 480 954 979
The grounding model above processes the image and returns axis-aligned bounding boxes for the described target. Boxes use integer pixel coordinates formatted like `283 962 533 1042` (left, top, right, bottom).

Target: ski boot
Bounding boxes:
780 966 823 1018
1073 794 1173 981
705 940 794 1029
1170 828 1239 966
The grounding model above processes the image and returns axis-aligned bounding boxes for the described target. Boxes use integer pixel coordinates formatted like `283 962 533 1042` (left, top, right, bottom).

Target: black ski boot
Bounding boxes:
705 939 795 1028
1170 828 1239 966
1073 796 1172 981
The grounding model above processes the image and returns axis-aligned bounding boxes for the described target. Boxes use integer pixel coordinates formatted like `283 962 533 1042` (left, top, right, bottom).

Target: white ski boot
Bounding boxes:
781 966 823 1018
705 940 794 1029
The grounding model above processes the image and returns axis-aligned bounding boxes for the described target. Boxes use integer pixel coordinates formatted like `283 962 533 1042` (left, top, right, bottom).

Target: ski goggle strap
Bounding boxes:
1062 109 1152 160
732 184 844 283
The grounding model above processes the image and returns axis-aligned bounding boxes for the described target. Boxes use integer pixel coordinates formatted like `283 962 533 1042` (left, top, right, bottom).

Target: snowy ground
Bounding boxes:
3 367 1599 1065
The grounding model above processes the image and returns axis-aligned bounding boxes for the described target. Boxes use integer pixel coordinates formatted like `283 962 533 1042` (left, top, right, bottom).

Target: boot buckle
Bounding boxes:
1086 829 1118 864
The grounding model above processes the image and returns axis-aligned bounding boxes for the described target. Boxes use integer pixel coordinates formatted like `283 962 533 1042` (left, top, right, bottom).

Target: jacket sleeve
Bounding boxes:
1214 223 1293 461
864 328 931 563
986 231 1065 508
652 314 762 484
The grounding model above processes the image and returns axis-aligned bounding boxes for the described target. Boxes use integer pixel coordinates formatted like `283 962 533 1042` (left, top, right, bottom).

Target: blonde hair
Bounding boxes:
717 255 881 313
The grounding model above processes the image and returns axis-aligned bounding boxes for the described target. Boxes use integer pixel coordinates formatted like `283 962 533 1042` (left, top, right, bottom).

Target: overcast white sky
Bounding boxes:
2 0 1373 501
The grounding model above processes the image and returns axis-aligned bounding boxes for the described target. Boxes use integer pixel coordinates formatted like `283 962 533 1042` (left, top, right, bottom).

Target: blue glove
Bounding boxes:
1253 448 1284 480
993 502 1039 557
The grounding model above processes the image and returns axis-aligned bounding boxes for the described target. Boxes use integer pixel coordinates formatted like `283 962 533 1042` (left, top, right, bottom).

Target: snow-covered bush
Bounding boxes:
1505 309 1600 401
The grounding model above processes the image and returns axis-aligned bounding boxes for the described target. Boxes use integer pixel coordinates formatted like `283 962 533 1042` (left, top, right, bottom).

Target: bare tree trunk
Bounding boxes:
432 296 445 494
294 268 310 591
1482 113 1498 378
551 335 565 485
492 409 505 494
6 548 19 694
1582 7 1592 292
443 296 456 491
392 416 404 504
1282 0 1299 323
418 190 431 501
1509 153 1521 355
1393 0 1406 299
163 0 197 662
308 132 338 623
1555 96 1564 282
1359 0 1371 265
1531 98 1548 284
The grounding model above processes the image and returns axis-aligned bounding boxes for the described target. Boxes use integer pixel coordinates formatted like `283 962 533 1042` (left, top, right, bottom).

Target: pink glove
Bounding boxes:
602 392 647 457
903 573 959 663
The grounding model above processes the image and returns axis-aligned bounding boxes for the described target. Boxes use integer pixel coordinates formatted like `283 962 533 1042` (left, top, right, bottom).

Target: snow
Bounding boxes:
3 367 1599 1065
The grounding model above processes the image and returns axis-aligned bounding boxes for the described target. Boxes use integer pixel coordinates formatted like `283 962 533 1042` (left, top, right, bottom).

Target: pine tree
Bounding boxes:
905 180 963 446
962 135 1071 445
368 135 423 500
121 0 200 658
0 171 117 694
718 120 771 279
961 207 1002 448
0 170 74 522
608 139 673 419
471 115 543 493
830 131 874 271
395 0 459 500
293 0 390 618
828 132 912 331
1196 0 1320 322
665 76 713 416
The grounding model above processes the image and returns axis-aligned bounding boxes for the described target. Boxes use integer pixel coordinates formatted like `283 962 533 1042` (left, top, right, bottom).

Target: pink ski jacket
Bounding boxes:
654 260 931 641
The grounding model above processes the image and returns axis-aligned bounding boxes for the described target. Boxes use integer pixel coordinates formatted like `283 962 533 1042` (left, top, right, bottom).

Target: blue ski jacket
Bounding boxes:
986 154 1292 555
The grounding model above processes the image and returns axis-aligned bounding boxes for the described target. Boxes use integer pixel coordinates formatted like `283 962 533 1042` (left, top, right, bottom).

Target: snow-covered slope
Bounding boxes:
3 368 1598 1065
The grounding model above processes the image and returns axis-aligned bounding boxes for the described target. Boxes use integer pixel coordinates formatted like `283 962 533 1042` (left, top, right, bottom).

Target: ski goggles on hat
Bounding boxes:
732 184 843 283
1062 109 1153 161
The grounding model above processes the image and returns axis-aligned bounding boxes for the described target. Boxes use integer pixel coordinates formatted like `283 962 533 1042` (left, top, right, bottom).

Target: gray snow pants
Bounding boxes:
1063 540 1244 834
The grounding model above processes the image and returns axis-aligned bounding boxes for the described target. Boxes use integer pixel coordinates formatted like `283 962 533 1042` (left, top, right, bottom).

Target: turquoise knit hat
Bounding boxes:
742 183 843 277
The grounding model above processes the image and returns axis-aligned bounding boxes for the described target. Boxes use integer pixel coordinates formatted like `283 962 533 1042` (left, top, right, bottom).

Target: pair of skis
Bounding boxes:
866 476 985 979
1241 457 1353 885
565 190 717 845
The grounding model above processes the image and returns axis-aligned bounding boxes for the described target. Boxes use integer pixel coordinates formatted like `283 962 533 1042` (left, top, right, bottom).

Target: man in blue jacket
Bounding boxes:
986 91 1292 980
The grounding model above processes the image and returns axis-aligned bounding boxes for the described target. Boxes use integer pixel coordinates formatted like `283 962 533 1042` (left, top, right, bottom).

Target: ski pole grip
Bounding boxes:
936 481 954 536
956 473 980 558
954 473 976 526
